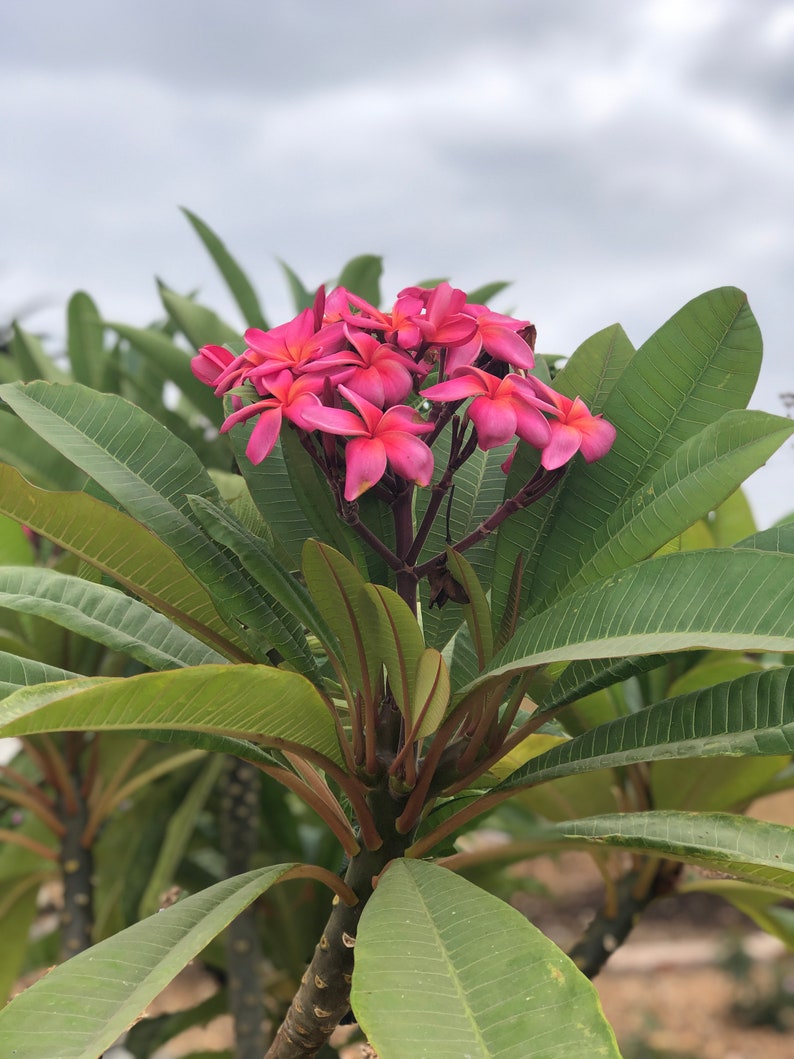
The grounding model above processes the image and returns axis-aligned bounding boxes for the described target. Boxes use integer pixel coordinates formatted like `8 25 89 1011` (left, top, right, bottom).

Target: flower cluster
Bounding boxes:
192 283 616 501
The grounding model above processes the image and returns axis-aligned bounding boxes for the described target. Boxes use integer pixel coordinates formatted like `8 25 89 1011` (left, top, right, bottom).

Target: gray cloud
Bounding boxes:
1 0 792 521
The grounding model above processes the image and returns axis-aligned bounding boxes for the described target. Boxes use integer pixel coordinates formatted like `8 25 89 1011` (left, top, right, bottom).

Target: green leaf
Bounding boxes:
548 812 794 889
493 288 761 625
414 648 451 738
138 755 225 917
8 322 70 383
66 291 105 390
554 411 794 600
0 876 41 1003
679 878 794 948
445 546 493 668
0 409 85 492
302 541 380 701
709 487 757 546
363 584 425 722
181 208 268 329
107 322 225 426
352 859 620 1059
0 567 227 671
497 667 794 793
0 664 344 765
490 322 635 627
336 254 383 305
0 382 281 661
476 549 794 691
650 754 789 812
0 463 248 660
464 280 513 305
279 425 364 564
554 323 637 415
0 864 297 1059
418 433 512 653
158 283 242 349
278 260 315 312
227 429 316 568
0 513 34 565
187 494 333 672
0 651 79 700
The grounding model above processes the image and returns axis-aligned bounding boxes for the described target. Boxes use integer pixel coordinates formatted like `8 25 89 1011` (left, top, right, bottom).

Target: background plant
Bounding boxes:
0 215 792 1058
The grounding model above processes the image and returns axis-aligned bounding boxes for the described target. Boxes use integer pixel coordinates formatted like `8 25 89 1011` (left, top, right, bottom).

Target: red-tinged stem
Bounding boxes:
36 736 78 814
394 710 467 834
0 763 57 809
364 692 378 777
0 784 66 837
253 760 361 859
405 789 510 859
282 752 357 836
414 465 565 578
271 742 382 851
0 828 58 862
494 674 533 744
443 707 551 797
84 741 148 845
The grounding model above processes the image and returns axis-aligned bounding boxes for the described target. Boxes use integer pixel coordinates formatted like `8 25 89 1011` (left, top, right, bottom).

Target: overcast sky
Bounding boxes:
2 0 792 525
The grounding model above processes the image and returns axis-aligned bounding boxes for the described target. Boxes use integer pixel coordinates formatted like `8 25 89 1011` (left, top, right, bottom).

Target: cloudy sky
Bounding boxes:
2 0 793 524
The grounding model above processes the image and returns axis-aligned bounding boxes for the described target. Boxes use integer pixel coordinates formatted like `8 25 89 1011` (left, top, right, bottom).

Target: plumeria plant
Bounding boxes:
0 216 794 1058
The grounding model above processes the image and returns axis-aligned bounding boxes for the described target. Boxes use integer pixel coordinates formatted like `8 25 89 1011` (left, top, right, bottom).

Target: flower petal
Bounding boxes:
344 438 388 500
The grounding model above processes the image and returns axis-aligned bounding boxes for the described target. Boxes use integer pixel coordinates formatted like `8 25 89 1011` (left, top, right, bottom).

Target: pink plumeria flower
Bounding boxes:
191 344 236 386
305 327 417 407
413 282 478 350
340 291 426 351
421 366 551 451
526 378 617 469
302 385 434 500
220 370 325 464
445 304 535 374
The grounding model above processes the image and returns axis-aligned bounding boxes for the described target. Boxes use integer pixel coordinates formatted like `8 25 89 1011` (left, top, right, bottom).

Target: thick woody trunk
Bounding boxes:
265 787 411 1058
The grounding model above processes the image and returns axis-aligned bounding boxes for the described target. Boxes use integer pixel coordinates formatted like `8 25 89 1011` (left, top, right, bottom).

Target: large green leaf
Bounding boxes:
492 288 761 625
188 493 332 672
0 567 227 671
158 283 242 349
0 463 248 660
0 410 87 493
181 208 269 330
302 540 380 701
352 859 620 1059
554 411 793 600
0 864 297 1059
66 291 106 390
363 583 425 722
0 651 79 700
228 428 317 568
8 322 70 384
138 755 225 917
549 812 794 889
452 813 794 892
680 878 794 948
336 254 383 305
0 664 344 765
543 519 794 711
497 668 794 793
0 877 41 1004
473 549 794 691
0 381 282 661
418 432 512 652
490 322 636 626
